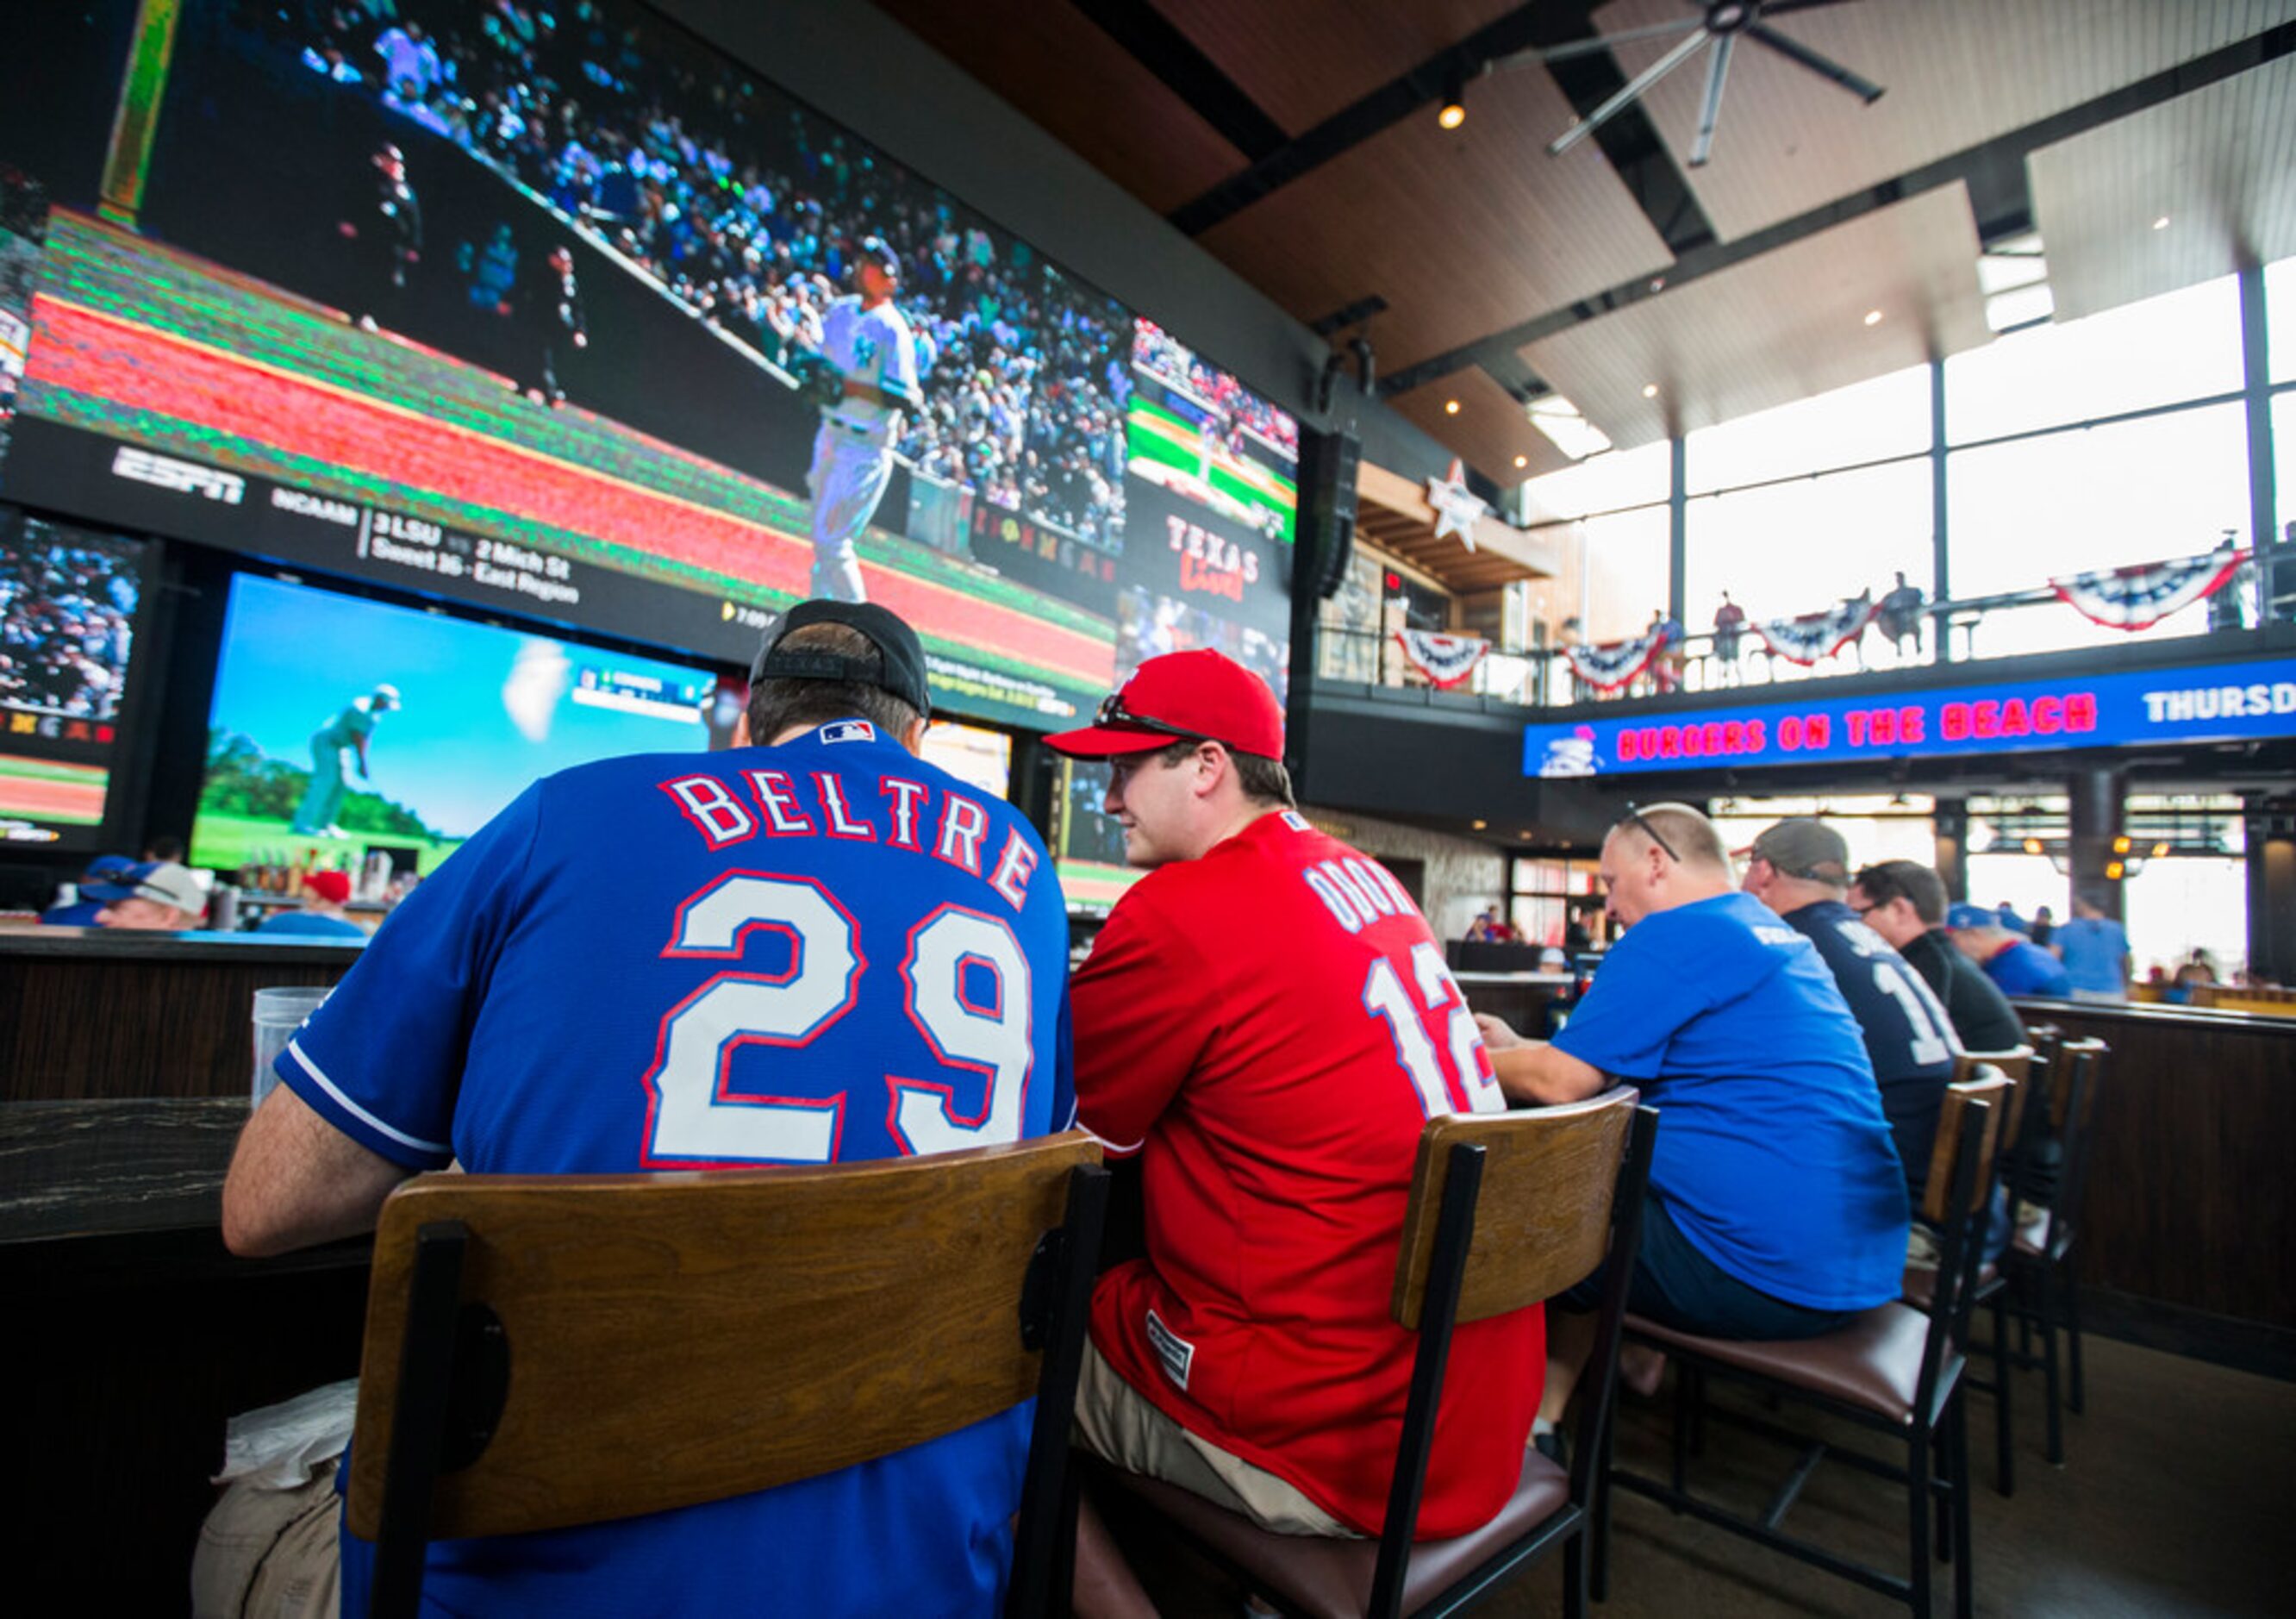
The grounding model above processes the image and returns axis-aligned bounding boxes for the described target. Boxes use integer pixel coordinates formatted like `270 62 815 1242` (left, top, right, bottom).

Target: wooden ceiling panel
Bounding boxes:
1149 0 1525 137
1199 67 1674 374
870 0 1245 215
1387 366 1575 487
1352 459 1565 592
2031 55 2296 321
1588 0 2296 242
1520 184 1991 451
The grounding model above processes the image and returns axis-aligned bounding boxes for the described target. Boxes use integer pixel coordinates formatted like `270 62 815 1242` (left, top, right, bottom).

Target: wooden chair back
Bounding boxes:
1954 1047 2032 1149
1390 1090 1639 1330
1919 1072 2012 1228
346 1133 1102 1549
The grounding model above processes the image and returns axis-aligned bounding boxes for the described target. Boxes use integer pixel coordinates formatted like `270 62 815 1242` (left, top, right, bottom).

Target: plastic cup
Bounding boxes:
252 986 333 1107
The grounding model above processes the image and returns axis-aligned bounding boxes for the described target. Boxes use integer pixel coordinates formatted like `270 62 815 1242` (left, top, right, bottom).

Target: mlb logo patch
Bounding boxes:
1280 810 1311 832
820 721 877 744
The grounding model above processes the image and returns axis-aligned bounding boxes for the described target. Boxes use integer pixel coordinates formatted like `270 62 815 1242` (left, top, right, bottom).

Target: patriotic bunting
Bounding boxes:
1753 599 1878 666
1394 628 1489 688
2051 544 2247 632
1564 630 1667 693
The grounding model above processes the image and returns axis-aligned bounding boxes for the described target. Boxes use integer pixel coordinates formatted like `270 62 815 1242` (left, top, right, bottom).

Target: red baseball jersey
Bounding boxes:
1074 810 1543 1539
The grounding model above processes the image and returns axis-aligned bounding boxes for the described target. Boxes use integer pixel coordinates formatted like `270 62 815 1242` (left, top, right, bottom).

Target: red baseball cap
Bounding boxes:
1046 649 1285 759
303 869 352 904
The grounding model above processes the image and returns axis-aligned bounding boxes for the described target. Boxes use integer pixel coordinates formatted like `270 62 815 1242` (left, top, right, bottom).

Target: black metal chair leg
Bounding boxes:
1933 1421 1951 1563
1989 1291 2015 1497
2066 1271 2086 1416
1563 1522 1588 1619
2040 1267 2065 1466
1669 1360 1692 1499
1906 1428 1931 1619
1950 1396 1974 1619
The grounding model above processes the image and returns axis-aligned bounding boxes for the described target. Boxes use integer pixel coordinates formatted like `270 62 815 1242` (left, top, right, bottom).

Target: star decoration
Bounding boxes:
1426 459 1488 550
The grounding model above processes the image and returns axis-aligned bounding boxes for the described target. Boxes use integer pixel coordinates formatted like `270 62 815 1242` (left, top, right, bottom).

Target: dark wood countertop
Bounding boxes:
2011 996 2296 1036
0 1097 369 1282
0 926 366 966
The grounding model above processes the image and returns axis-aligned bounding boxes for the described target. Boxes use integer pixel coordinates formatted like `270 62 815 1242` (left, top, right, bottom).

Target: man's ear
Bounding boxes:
900 715 930 756
731 713 752 748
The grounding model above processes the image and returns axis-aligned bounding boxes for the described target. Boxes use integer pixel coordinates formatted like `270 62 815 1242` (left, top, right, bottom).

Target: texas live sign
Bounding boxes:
1524 657 2296 778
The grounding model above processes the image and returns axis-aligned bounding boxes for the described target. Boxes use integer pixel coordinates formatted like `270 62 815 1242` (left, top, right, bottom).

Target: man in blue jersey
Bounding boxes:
221 600 1073 1616
1477 803 1906 1447
2052 893 2132 1003
1946 903 2073 998
1741 818 1958 1209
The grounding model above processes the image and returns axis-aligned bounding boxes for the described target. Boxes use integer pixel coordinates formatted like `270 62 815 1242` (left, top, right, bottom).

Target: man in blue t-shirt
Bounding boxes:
221 601 1073 1616
1946 903 2073 998
1478 803 1908 1445
2052 894 2131 1003
1741 818 1958 1208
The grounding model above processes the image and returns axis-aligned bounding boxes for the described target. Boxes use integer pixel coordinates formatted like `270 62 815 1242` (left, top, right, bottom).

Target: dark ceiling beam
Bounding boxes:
1069 0 1288 161
1377 21 2296 403
1165 2 1605 238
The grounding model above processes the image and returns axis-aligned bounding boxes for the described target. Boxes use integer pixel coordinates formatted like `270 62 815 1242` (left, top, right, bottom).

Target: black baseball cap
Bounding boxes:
751 600 931 719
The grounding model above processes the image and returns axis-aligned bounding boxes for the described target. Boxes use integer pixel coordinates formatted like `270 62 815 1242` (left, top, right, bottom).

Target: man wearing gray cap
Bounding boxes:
220 601 1071 1616
87 860 208 931
1742 817 1957 1209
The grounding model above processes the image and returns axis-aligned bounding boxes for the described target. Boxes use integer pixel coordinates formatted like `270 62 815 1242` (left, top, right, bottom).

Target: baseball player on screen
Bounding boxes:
797 235 923 603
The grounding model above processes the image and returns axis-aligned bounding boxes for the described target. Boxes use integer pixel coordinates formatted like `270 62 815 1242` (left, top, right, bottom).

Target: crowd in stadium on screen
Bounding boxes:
276 0 1131 549
1132 320 1300 461
0 541 136 721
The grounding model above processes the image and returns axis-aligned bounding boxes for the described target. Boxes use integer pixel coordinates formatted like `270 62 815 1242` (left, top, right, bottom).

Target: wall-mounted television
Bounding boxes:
190 572 712 876
0 0 1309 747
0 509 150 852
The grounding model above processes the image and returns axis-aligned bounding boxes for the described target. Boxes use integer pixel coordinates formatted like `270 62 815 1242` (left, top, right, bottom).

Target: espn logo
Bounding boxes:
111 447 246 505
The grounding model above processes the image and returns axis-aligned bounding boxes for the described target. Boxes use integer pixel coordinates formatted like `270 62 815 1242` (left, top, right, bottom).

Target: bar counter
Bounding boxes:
0 928 362 1103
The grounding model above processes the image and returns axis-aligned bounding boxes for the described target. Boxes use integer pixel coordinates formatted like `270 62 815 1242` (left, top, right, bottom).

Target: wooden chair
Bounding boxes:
1925 1050 2030 1493
345 1133 1108 1619
1104 1091 1657 1619
1599 1075 2011 1619
1995 1036 2109 1468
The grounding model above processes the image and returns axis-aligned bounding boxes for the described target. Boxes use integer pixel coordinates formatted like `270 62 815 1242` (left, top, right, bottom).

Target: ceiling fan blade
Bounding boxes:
1758 0 1870 16
1745 22 1886 103
1688 33 1736 167
1547 28 1713 157
1501 17 1705 69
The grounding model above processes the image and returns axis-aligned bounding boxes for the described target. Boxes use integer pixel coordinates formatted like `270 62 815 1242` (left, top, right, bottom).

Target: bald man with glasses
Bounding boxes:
1478 803 1908 1449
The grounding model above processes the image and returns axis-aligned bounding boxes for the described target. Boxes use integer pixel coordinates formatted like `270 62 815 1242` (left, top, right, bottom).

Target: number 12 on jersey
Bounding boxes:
1363 941 1503 1118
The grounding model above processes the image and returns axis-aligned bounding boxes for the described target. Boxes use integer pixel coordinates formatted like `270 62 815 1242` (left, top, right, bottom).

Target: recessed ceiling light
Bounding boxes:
1444 399 1461 415
1513 454 1527 468
1862 309 1884 326
2152 216 2170 230
1641 383 1659 399
1518 829 1533 839
1471 818 1488 829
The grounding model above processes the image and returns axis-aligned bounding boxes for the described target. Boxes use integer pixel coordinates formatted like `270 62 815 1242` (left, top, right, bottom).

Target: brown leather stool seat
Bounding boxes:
1112 1450 1570 1619
1630 1303 1959 1428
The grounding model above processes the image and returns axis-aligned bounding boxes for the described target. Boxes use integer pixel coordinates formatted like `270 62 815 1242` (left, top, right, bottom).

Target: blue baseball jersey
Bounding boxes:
1984 937 2072 998
282 719 1073 1617
1781 898 1959 1204
1552 891 1909 1311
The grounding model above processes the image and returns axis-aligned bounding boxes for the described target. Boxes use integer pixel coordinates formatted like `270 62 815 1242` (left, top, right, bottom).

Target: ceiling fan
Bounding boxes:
1501 0 1885 168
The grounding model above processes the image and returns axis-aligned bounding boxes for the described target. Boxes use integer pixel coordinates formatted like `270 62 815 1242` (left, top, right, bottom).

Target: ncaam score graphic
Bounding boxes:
0 0 1298 810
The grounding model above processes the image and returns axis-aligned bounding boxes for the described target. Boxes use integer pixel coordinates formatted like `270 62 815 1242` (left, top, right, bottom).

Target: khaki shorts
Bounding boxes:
191 1459 340 1619
1071 1340 1357 1539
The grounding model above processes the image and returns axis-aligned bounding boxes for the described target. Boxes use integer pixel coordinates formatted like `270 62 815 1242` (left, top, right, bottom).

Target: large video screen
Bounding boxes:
0 509 150 852
0 0 1299 741
193 572 711 875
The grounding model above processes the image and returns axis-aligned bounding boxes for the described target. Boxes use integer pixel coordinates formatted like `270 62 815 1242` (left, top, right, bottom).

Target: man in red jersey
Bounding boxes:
1049 649 1540 1614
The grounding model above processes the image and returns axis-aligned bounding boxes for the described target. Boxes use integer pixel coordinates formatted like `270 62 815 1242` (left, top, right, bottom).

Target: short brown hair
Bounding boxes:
1853 859 1947 925
746 622 921 742
1138 735 1295 810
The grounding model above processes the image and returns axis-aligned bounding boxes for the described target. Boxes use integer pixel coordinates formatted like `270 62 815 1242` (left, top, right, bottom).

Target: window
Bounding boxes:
2268 254 2296 387
1574 506 1671 642
1511 858 1601 948
1945 401 2249 656
1683 459 1933 670
1685 364 1931 493
1519 439 1671 524
1944 274 2243 445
